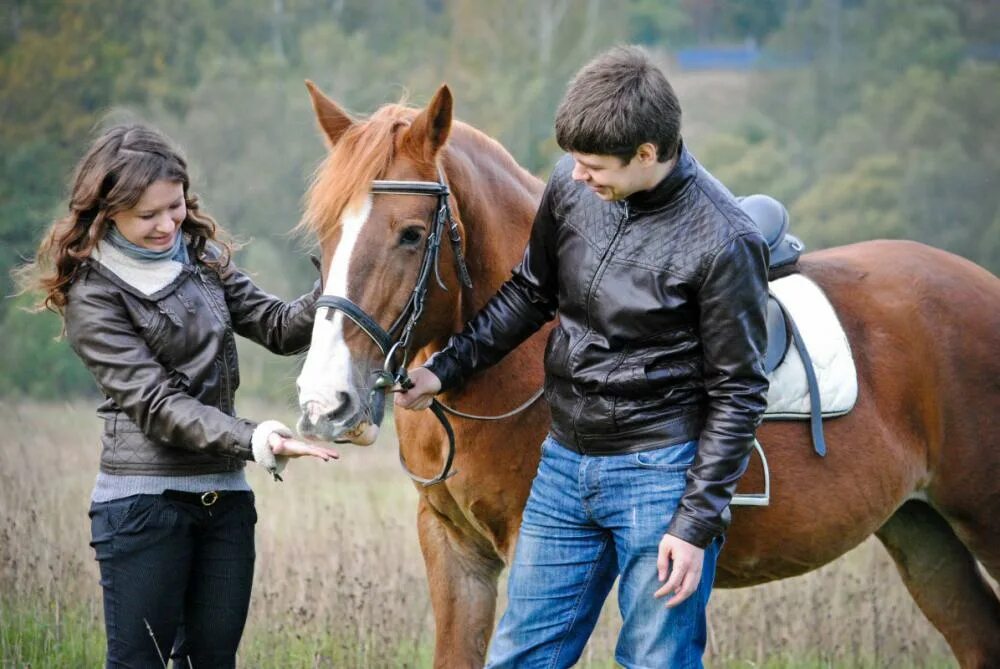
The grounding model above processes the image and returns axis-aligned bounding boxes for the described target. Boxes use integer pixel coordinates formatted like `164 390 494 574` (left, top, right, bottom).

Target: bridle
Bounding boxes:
317 169 472 381
313 169 488 486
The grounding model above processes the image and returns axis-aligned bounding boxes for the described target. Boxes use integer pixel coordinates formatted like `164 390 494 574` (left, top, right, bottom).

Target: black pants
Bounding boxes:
89 491 256 669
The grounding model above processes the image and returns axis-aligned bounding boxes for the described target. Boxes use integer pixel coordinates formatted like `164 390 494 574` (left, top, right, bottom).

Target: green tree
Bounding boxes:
0 0 223 310
792 153 907 249
0 295 95 399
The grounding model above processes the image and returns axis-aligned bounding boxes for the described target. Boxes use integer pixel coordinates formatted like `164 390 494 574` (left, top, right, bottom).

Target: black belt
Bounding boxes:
162 489 249 507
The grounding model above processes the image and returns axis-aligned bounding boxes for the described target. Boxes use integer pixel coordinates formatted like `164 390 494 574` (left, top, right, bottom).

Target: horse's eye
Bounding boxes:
399 226 423 247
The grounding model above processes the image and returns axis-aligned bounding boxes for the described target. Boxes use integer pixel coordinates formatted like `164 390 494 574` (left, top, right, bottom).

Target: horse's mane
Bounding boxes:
300 103 416 244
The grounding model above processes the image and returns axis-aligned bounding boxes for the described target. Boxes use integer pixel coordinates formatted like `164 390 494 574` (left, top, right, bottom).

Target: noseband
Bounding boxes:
314 170 472 487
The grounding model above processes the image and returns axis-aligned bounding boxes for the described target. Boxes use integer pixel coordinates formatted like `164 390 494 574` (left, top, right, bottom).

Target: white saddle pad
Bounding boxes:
764 273 858 418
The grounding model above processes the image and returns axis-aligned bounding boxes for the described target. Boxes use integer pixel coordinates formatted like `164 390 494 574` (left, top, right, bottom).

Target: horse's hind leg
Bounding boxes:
417 497 504 668
875 500 1000 668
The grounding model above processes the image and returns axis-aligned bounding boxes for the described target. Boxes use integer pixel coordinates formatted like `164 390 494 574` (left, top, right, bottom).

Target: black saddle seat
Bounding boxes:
737 194 804 270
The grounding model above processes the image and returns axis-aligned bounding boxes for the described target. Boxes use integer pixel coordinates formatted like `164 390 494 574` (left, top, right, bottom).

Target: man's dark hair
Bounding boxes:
555 45 681 164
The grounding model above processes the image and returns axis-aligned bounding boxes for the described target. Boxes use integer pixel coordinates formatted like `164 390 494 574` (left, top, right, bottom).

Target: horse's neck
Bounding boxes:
444 132 544 325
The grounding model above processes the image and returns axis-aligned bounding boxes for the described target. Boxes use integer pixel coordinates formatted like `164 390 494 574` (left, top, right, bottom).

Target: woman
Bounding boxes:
16 123 337 667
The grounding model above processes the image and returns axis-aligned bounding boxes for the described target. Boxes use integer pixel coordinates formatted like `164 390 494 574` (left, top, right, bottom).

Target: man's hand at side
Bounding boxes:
394 367 442 411
654 533 705 608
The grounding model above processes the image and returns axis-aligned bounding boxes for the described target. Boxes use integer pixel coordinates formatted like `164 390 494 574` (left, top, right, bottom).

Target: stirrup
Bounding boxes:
730 439 770 507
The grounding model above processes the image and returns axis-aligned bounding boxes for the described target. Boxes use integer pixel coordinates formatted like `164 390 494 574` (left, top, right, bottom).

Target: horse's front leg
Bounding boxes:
417 495 504 668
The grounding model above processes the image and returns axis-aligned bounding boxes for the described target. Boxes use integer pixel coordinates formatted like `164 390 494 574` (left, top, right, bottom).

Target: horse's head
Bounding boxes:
295 81 467 445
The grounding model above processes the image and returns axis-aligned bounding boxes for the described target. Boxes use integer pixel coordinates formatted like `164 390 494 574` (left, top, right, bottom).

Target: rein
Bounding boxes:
315 170 542 487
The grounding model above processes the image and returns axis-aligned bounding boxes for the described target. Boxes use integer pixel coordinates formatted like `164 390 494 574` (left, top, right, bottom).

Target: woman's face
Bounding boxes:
111 179 186 250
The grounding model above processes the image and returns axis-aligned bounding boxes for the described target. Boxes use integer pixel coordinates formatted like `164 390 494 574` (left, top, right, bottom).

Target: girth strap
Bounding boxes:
771 294 827 457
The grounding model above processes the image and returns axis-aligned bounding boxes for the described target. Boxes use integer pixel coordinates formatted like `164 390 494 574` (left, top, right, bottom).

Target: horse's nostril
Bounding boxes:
300 401 321 429
326 391 357 424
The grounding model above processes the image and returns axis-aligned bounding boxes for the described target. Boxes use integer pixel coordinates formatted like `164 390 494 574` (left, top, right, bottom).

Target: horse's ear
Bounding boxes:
305 80 353 147
405 84 453 161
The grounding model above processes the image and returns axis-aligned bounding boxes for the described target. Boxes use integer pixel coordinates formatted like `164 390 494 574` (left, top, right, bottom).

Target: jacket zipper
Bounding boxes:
569 201 631 440
195 268 233 414
582 201 631 334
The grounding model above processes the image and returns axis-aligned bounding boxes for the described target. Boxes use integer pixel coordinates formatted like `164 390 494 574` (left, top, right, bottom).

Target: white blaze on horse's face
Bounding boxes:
296 196 380 446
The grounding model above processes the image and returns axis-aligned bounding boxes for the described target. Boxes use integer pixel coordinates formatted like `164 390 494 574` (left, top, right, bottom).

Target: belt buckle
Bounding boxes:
200 490 219 507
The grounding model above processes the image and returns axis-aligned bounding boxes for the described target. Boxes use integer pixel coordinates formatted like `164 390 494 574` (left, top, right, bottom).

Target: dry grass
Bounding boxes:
0 401 958 668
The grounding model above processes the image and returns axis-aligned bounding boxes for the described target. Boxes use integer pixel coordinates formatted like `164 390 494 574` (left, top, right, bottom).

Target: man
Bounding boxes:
396 45 769 668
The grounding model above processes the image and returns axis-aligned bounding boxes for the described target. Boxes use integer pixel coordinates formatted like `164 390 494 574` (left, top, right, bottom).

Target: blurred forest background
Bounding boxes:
2 0 999 402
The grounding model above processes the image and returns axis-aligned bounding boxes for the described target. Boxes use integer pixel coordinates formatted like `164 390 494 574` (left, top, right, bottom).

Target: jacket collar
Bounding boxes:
624 140 697 215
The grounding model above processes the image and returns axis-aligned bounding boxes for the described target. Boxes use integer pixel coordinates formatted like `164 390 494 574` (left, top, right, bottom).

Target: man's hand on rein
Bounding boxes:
394 367 442 411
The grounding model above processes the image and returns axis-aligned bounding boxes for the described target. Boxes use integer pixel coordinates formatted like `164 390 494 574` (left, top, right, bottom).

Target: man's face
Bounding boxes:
570 151 650 201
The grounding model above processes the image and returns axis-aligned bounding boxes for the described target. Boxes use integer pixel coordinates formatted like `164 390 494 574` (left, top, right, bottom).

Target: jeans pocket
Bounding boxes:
89 502 115 554
90 495 151 530
115 495 161 536
540 434 562 455
631 440 698 471
242 497 258 527
89 495 157 558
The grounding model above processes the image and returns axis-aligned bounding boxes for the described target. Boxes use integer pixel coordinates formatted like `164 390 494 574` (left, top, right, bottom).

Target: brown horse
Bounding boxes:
293 82 1000 668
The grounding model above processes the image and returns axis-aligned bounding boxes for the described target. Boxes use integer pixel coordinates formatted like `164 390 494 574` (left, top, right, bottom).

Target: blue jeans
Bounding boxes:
89 491 256 668
487 436 721 669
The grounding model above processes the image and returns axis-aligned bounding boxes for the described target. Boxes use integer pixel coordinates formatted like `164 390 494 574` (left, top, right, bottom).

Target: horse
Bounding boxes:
293 82 1000 668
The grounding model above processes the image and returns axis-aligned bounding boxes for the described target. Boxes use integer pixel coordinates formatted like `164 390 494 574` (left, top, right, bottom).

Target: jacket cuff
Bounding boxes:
666 512 719 549
293 279 322 313
231 419 258 461
422 351 464 393
250 420 293 479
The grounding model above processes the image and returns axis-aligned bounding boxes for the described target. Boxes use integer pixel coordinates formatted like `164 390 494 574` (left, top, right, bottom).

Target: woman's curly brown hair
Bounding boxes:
14 124 235 315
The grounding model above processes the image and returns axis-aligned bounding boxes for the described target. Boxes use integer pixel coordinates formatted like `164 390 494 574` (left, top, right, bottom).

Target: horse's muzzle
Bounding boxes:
297 399 379 446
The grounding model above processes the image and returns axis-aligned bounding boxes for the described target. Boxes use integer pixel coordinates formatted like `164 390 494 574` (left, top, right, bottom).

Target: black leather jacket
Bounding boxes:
65 247 318 476
425 146 770 547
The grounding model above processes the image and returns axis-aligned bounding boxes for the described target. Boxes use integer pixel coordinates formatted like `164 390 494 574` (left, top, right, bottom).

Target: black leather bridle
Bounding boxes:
314 170 472 487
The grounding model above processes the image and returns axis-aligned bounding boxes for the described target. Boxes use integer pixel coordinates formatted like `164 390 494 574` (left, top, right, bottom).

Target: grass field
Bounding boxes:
0 401 958 668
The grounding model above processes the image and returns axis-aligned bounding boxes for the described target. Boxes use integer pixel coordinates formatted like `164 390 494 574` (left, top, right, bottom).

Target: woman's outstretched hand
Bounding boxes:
252 420 339 481
267 431 340 461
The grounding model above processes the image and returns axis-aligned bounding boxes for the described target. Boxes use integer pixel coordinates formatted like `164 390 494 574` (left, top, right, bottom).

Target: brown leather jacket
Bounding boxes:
425 146 770 547
65 247 318 476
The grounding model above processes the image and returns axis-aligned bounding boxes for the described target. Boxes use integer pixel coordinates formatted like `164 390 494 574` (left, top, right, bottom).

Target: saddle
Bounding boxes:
739 193 805 276
731 195 827 507
737 196 813 377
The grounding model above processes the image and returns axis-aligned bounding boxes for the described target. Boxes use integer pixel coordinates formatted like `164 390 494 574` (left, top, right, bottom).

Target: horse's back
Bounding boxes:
799 240 1000 363
801 239 999 306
